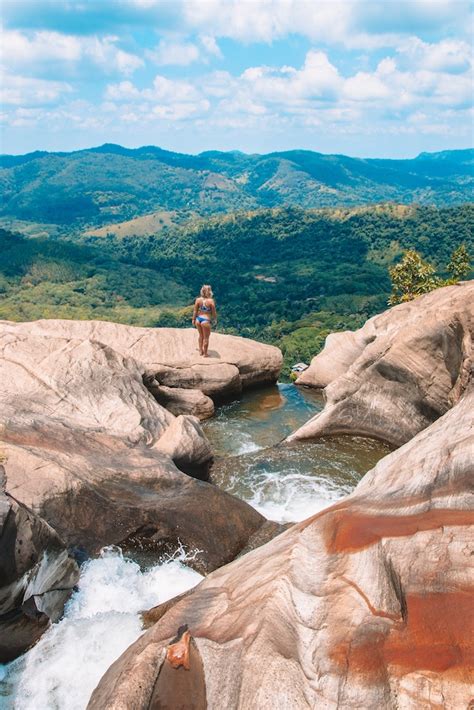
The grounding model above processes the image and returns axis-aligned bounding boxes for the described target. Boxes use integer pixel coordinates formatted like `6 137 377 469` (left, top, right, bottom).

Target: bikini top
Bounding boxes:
199 299 212 312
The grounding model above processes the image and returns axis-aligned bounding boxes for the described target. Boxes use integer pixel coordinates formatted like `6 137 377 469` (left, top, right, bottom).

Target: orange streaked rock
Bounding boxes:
166 629 191 671
324 507 474 554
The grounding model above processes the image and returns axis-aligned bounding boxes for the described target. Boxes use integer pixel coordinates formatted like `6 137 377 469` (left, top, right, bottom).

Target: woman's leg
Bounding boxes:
196 321 204 355
202 322 211 357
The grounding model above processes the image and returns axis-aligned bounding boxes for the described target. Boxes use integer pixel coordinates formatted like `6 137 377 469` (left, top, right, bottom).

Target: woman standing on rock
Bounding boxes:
192 284 217 357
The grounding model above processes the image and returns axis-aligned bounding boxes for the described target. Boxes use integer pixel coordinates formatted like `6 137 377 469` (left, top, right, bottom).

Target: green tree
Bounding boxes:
446 244 471 282
388 250 441 305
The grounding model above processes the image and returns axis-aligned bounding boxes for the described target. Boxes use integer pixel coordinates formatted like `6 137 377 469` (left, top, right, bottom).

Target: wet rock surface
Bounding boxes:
0 465 79 663
1 423 266 577
88 386 474 710
291 282 473 447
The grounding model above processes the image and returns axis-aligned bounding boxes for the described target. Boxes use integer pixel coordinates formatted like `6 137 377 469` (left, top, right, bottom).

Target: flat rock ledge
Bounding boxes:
88 384 474 710
1 320 283 415
289 281 473 447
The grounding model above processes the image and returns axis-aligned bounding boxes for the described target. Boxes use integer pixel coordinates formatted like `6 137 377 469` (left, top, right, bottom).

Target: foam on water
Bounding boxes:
210 434 390 524
247 470 351 522
0 546 202 710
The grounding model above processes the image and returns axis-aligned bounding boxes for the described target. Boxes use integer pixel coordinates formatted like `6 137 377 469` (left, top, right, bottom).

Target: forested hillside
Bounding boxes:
1 145 472 231
1 203 472 375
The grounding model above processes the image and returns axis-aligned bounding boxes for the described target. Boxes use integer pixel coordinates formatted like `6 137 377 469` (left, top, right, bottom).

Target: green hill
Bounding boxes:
1 145 472 231
1 203 472 376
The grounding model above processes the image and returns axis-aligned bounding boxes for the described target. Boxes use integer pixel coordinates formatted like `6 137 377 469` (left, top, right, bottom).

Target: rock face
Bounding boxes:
0 322 212 475
1 319 282 405
290 282 473 447
0 465 79 663
2 427 265 575
0 320 271 574
88 385 474 710
144 380 215 420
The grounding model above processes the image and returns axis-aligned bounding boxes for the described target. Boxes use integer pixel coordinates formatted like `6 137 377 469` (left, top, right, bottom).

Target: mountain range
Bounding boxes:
1 145 472 230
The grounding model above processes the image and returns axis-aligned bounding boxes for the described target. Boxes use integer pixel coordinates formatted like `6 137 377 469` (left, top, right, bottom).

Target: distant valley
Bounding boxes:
1 144 473 232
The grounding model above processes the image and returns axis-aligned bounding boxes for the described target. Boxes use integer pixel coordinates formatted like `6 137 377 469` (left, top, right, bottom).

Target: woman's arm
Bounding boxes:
211 300 217 326
192 298 199 325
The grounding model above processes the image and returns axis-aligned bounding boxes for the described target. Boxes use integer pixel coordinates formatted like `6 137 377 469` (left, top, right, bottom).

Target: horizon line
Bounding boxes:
2 143 474 162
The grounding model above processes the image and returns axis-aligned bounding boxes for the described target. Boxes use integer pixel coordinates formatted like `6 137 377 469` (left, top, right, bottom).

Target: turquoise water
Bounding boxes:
203 383 325 455
204 383 390 522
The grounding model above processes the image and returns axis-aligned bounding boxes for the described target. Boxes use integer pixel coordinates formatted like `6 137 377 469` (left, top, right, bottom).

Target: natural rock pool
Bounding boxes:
0 383 389 709
204 383 390 522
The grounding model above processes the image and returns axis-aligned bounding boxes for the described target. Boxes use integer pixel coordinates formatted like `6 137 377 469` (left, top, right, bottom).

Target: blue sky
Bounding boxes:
1 0 472 157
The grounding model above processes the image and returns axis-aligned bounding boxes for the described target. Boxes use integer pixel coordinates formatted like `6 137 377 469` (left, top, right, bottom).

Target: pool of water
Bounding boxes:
203 383 325 455
205 383 390 522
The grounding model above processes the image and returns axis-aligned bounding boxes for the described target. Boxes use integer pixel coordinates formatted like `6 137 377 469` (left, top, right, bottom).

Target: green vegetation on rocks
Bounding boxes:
389 244 471 304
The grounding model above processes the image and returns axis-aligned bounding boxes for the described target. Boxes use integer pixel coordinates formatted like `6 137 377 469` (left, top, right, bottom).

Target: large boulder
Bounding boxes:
2 427 265 575
0 464 79 663
88 386 474 710
1 319 282 404
143 380 215 420
0 321 270 573
0 324 211 475
290 282 473 446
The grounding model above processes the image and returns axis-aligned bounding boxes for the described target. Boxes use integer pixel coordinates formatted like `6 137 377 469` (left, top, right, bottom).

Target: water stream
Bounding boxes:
1 383 390 709
0 547 203 710
204 383 390 522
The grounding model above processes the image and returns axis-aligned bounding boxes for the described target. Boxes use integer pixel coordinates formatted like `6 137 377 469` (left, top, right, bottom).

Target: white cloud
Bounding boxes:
181 0 469 49
146 39 201 66
146 34 222 66
105 74 209 122
199 35 222 58
105 80 141 101
343 72 390 101
235 51 342 109
145 74 201 102
1 29 82 63
103 44 472 135
0 71 72 105
87 38 143 75
182 0 353 44
397 37 472 73
152 99 210 120
0 29 143 76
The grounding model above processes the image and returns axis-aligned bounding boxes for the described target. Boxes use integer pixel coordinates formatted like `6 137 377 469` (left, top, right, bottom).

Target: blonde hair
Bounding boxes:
200 284 213 299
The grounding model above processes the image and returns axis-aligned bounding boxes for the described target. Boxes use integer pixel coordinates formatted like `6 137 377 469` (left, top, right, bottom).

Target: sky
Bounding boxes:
1 0 473 157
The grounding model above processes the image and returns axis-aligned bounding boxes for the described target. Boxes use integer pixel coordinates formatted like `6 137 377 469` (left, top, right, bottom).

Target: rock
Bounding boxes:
2 424 266 576
0 464 79 663
290 282 473 446
296 330 368 388
0 324 212 475
144 380 215 420
1 319 282 404
0 322 269 573
154 415 213 479
88 386 474 710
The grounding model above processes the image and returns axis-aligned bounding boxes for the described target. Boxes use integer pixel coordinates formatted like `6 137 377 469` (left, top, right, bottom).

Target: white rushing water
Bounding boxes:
0 547 202 710
205 384 389 524
246 470 352 522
